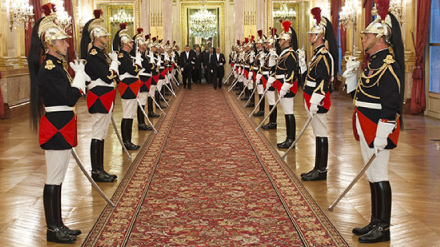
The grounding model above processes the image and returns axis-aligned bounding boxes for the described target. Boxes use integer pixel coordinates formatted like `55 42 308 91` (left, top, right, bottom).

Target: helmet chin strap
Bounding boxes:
364 34 382 52
47 41 67 61
311 33 322 47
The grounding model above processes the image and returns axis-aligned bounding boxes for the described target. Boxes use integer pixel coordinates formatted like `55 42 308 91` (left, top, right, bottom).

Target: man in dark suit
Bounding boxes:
207 47 217 87
202 44 210 83
214 47 226 89
179 45 196 89
192 46 203 84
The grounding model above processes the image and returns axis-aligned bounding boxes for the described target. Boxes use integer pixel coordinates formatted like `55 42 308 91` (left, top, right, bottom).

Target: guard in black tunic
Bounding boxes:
266 21 299 149
252 30 267 116
113 24 142 150
133 29 154 130
351 4 404 243
261 29 279 130
28 4 86 243
80 10 118 183
301 8 338 181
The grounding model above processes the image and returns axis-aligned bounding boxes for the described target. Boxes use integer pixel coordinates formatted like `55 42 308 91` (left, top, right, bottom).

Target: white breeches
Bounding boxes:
257 84 264 95
356 113 390 182
266 91 276 105
157 79 165 91
149 85 156 98
45 150 71 185
247 79 254 90
138 92 148 105
91 104 113 140
303 101 328 137
280 97 294 115
121 99 137 119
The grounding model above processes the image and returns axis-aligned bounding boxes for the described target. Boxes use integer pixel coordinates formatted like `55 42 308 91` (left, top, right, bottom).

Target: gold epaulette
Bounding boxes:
45 60 55 70
90 49 97 55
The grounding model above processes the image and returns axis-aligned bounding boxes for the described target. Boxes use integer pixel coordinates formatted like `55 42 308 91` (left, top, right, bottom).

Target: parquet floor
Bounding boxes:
0 83 439 246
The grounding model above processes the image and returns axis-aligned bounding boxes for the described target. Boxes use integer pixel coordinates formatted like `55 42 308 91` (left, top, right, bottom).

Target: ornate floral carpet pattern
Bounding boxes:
82 84 348 246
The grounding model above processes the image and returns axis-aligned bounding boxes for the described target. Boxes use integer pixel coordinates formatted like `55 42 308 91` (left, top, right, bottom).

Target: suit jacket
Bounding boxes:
179 51 196 70
215 53 226 71
194 52 203 69
207 53 217 71
202 50 210 68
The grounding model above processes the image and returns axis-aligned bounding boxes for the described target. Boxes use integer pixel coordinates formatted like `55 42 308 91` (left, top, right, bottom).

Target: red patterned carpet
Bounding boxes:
82 84 348 246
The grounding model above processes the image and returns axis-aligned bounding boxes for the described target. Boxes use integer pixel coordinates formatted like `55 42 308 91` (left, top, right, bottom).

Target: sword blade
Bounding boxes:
136 98 157 133
255 98 280 131
281 116 313 160
71 149 116 208
249 87 268 118
111 116 132 160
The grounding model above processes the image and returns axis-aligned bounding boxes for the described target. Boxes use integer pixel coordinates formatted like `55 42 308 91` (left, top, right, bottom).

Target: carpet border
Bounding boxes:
81 90 185 247
222 87 349 247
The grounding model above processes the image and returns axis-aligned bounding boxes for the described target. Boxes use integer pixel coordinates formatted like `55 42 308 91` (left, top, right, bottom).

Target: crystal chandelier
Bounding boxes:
339 0 360 30
49 0 72 33
110 10 134 25
189 6 217 39
273 3 296 19
8 0 34 30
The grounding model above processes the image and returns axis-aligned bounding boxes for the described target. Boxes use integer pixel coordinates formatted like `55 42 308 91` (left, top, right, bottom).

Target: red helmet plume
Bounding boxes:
311 7 322 25
137 28 143 34
282 20 291 33
257 30 263 39
42 3 56 16
376 0 390 21
119 23 127 30
145 34 150 40
93 9 103 19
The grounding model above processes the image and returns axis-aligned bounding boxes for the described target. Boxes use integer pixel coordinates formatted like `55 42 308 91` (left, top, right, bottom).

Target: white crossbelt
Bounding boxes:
244 65 250 68
355 100 382 110
45 106 73 112
306 80 316 87
88 78 114 90
253 67 259 70
139 72 152 77
119 72 138 81
262 71 270 75
275 74 284 79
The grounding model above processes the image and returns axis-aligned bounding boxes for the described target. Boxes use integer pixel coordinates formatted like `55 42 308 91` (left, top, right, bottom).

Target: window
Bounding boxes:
429 0 440 93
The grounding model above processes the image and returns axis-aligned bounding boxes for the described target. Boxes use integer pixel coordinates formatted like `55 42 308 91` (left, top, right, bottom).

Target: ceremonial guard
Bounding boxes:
235 41 245 93
80 10 118 183
301 8 338 181
134 29 155 130
261 28 279 129
240 38 252 101
266 21 299 149
351 2 404 243
244 37 256 106
252 30 266 115
149 37 165 110
29 4 85 243
113 24 142 150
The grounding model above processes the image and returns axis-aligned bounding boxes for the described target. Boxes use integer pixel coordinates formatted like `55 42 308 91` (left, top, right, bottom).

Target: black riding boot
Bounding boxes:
57 184 81 236
137 105 153 131
277 114 296 148
44 185 76 243
91 139 116 182
148 97 160 118
236 81 243 95
253 94 265 116
121 119 140 150
359 181 391 243
241 88 250 101
301 137 328 181
245 90 255 107
155 91 166 108
162 87 169 101
353 182 377 235
262 105 277 129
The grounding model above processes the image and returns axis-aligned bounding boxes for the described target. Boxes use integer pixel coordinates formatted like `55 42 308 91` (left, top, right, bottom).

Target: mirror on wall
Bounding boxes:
97 3 135 50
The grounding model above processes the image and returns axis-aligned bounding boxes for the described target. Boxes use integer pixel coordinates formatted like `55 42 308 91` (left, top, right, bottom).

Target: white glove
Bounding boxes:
297 49 307 74
135 50 143 66
233 70 238 78
343 56 360 94
248 71 253 80
266 77 276 88
210 70 213 73
309 93 325 116
374 120 395 154
69 60 90 93
181 68 184 72
219 63 223 66
279 83 293 98
109 51 120 75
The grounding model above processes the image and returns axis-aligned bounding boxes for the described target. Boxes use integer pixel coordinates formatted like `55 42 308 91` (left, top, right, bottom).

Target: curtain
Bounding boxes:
362 0 373 69
410 0 430 114
25 0 42 57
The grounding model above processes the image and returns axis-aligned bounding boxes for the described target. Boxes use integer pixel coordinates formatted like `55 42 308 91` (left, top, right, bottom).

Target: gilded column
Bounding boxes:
163 0 173 41
141 0 150 33
235 0 244 41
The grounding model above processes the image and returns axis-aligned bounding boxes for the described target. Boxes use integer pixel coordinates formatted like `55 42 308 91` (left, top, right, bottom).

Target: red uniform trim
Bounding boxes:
100 89 116 112
303 91 331 111
39 115 58 146
261 76 267 89
39 114 77 147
